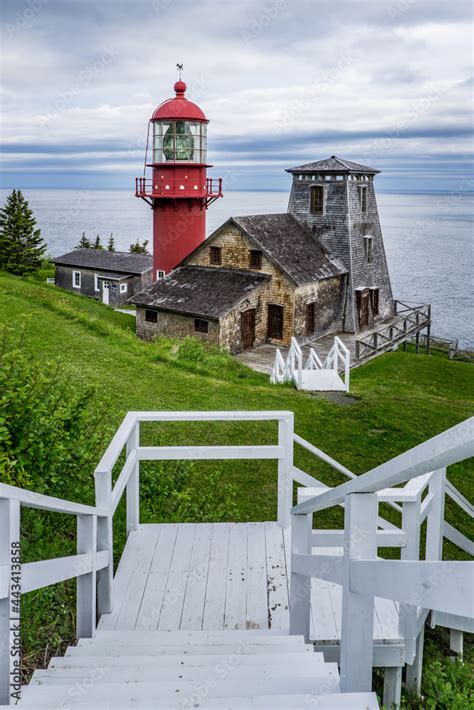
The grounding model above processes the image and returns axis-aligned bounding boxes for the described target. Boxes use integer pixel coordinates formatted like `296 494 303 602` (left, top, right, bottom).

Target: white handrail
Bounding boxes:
293 417 473 516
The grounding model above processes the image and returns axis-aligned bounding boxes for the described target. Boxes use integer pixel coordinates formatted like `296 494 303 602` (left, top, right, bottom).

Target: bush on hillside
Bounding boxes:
0 324 111 499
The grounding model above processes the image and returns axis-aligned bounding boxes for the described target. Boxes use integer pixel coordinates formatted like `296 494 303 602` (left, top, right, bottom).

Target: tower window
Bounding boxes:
311 186 325 214
210 246 222 265
363 236 374 264
306 302 315 335
249 250 262 269
145 309 157 323
194 319 209 333
370 288 379 316
359 186 368 214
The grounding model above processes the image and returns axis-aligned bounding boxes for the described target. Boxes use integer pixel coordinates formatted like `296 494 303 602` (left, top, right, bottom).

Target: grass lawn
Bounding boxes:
0 271 472 702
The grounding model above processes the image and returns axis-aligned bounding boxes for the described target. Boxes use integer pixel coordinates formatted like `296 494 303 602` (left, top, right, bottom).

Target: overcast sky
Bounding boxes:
1 0 473 191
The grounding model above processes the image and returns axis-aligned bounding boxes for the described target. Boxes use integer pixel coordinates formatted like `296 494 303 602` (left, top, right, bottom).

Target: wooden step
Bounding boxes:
49 651 326 669
32 661 340 685
20 675 342 703
92 630 306 645
16 692 380 708
66 643 315 657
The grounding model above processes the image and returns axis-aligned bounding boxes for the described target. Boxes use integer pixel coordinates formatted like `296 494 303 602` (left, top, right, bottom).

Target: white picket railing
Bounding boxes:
271 336 350 391
289 417 474 701
0 410 472 706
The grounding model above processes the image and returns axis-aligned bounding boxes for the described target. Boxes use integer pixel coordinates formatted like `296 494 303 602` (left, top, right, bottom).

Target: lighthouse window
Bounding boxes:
194 319 209 333
359 186 368 214
210 246 222 265
153 121 207 164
310 186 325 215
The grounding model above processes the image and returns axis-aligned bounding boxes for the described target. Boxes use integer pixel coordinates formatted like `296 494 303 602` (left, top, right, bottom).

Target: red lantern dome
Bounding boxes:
151 81 208 123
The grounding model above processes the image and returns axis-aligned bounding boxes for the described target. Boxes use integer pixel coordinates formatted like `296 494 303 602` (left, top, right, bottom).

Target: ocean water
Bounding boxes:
1 188 472 347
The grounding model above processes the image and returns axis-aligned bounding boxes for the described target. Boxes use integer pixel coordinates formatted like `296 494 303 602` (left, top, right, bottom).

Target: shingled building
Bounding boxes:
131 156 394 353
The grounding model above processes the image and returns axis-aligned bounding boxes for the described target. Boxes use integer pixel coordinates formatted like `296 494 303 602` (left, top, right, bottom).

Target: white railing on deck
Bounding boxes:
271 336 350 391
289 416 474 696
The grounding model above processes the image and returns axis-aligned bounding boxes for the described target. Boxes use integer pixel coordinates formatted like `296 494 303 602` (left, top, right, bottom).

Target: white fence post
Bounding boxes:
95 470 113 616
0 498 21 705
289 511 312 642
400 494 422 663
126 422 140 535
277 413 294 528
76 514 97 639
426 468 446 561
340 492 378 693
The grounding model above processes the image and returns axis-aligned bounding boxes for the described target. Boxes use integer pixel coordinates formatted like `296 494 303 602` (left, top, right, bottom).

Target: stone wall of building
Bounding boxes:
294 276 345 340
187 224 295 346
136 307 219 344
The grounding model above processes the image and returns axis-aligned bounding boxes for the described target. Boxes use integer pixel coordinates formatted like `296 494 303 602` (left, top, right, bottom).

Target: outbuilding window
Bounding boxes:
249 250 262 269
210 246 222 265
363 236 374 264
120 283 128 294
310 186 325 214
145 309 157 323
194 319 209 333
94 274 100 292
72 271 81 288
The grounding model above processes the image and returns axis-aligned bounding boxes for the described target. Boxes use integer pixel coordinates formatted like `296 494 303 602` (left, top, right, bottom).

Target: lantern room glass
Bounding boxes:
152 121 207 163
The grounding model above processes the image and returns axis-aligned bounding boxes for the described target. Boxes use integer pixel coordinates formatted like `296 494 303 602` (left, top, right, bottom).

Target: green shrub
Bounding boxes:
0 324 111 499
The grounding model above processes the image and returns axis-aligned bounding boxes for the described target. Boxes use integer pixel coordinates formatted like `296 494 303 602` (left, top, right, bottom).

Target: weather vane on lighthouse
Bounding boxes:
176 63 183 80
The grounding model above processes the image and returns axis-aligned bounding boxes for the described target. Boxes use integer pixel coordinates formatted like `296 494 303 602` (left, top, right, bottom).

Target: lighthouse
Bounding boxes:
135 77 223 280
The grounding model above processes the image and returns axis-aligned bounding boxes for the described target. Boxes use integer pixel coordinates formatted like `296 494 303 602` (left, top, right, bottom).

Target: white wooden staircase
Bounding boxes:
20 630 378 708
271 337 350 391
1 411 472 709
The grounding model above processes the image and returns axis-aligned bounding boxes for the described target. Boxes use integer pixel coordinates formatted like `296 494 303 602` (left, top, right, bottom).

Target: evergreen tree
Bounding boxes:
129 238 150 255
107 233 116 251
0 189 46 275
76 232 92 249
94 235 103 250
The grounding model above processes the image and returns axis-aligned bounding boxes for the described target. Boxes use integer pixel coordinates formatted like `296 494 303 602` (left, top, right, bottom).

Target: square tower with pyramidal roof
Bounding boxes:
287 156 394 332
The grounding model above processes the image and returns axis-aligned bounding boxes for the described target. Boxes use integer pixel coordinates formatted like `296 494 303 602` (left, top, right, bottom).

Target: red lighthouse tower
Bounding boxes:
135 78 223 280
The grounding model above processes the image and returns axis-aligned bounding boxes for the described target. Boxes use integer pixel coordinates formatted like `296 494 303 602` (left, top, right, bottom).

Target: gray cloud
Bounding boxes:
0 0 472 190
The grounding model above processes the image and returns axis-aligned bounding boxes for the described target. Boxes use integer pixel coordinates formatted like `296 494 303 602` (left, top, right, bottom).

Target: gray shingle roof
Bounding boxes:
130 266 269 318
228 214 347 285
52 249 152 275
286 155 380 174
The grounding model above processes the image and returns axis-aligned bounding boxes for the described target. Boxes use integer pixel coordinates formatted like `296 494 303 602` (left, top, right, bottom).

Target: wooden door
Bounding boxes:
241 309 256 350
358 290 370 328
268 304 284 340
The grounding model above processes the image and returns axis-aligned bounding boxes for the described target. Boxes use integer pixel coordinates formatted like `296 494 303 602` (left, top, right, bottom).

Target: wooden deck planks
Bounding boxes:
265 522 289 632
180 523 213 630
202 523 230 630
224 524 248 629
158 524 196 631
107 522 401 645
246 523 269 630
135 524 178 630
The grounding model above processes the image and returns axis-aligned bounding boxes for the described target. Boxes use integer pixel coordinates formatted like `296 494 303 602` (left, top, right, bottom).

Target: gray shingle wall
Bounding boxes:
288 177 394 332
55 265 149 307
